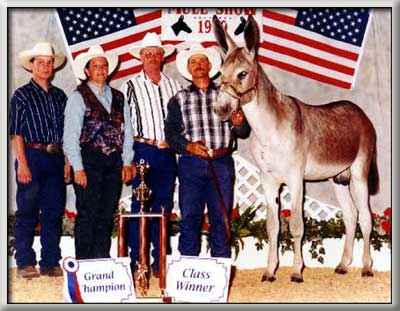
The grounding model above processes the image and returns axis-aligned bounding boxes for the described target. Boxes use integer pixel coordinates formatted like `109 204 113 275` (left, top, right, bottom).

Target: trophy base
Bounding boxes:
135 296 172 303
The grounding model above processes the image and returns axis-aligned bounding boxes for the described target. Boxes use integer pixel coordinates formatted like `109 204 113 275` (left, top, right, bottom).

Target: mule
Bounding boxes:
212 15 379 282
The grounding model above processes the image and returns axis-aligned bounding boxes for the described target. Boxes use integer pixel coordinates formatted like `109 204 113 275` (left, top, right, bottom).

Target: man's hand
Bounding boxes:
74 170 87 189
121 166 133 184
17 162 32 184
231 109 245 127
186 139 211 159
131 163 137 179
64 160 71 183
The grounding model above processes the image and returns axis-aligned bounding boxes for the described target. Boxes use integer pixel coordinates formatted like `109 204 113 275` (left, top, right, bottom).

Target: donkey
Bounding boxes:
212 15 379 282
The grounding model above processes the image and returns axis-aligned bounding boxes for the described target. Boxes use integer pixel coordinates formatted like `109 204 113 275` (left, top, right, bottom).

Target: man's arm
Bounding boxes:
164 95 190 154
231 110 251 139
9 91 31 184
11 135 31 184
63 92 87 188
121 98 134 183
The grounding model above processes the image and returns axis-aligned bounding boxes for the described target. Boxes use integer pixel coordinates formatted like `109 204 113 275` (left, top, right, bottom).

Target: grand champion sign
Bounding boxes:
62 257 135 303
166 255 231 302
162 8 262 42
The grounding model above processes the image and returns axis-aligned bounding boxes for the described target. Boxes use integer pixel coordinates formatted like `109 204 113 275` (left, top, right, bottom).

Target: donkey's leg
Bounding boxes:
349 166 374 277
260 173 281 282
286 176 305 283
331 180 358 274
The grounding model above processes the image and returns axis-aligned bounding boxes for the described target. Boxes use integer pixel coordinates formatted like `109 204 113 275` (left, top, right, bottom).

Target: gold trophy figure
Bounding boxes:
133 159 152 296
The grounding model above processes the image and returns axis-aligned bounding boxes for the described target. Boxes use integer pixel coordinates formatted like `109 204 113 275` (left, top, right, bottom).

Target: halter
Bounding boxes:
220 82 257 106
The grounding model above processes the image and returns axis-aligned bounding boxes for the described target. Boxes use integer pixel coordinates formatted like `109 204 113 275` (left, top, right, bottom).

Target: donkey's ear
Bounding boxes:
212 15 236 54
244 15 260 56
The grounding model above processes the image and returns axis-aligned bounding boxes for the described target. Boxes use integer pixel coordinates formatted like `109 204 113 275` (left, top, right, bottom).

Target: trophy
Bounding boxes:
133 159 152 213
133 160 152 296
116 159 170 301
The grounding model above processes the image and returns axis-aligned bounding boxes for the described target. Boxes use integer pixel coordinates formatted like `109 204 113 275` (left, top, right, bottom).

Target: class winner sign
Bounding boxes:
62 257 135 303
166 255 231 302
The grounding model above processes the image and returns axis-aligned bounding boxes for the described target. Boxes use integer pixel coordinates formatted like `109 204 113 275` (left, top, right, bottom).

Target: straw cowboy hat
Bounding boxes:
18 42 66 71
128 32 175 59
73 45 119 80
176 43 222 81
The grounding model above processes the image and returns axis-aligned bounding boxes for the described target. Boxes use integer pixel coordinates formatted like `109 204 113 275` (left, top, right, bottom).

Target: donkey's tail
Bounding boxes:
368 146 379 195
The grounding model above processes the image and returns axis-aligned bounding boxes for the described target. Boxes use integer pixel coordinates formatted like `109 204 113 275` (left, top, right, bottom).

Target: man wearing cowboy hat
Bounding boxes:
165 43 249 259
63 45 134 259
9 42 70 279
120 32 182 278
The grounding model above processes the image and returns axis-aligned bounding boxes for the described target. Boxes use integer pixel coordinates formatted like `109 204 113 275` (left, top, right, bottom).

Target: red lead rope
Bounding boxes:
207 159 231 245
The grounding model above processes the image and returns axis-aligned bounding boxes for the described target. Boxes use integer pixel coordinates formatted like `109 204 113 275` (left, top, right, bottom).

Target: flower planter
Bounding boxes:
8 235 391 272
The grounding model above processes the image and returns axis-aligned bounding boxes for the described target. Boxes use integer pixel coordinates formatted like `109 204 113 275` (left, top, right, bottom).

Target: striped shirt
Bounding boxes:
120 70 182 141
9 79 67 144
165 82 231 153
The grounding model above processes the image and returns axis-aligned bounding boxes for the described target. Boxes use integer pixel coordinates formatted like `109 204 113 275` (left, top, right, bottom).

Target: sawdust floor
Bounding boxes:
8 267 391 303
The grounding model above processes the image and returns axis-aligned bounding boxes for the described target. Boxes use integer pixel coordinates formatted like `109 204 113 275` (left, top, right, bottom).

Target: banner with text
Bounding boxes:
162 8 261 42
62 257 135 303
166 255 231 303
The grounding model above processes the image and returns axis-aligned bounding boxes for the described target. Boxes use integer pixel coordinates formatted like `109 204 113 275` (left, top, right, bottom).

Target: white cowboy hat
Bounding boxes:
128 32 175 59
73 45 119 80
18 42 66 71
176 43 222 81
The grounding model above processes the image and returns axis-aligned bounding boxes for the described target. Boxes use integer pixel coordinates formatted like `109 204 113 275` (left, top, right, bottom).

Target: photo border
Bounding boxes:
1 0 397 310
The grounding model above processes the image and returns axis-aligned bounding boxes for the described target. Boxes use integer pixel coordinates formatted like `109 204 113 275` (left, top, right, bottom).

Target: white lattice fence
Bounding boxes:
119 153 341 221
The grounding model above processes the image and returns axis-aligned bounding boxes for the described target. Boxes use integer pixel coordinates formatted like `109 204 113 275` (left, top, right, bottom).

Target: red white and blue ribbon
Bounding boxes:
62 257 83 303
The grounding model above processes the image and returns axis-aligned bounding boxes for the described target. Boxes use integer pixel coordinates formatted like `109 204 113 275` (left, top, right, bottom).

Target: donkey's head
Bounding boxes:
212 15 260 121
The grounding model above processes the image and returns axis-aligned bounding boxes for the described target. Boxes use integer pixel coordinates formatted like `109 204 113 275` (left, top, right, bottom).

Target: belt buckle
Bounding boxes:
46 144 58 154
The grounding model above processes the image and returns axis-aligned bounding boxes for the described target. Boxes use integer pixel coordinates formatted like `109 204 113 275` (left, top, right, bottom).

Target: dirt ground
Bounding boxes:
7 266 391 303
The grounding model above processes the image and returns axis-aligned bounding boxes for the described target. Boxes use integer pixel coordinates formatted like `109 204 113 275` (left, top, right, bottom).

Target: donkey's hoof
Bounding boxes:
361 269 374 277
261 273 276 283
290 274 304 283
334 267 348 275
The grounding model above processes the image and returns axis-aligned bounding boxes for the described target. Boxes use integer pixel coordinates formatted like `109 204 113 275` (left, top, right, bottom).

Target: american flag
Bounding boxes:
259 8 371 89
56 8 162 81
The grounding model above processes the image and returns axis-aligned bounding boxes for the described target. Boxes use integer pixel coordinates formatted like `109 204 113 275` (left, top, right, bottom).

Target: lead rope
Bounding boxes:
207 159 231 245
206 118 241 245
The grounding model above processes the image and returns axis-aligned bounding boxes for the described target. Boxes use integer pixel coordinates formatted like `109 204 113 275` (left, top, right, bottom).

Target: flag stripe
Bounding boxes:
263 10 361 53
263 25 359 61
262 9 296 25
71 25 161 58
260 41 355 75
260 8 370 89
259 48 354 83
263 33 357 68
135 9 162 24
258 54 352 89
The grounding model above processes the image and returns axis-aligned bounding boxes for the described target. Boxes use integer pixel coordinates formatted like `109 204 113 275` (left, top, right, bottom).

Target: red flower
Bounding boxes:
170 212 179 221
381 220 391 234
35 223 41 233
64 209 77 220
371 212 379 219
201 221 210 232
231 208 240 220
280 209 291 218
383 208 391 218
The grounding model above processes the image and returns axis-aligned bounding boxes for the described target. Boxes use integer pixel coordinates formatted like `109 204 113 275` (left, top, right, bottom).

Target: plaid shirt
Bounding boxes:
165 82 231 153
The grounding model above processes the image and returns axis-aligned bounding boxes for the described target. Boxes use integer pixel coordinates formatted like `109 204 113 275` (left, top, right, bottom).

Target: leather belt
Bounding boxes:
134 137 169 149
211 147 231 159
205 147 231 159
26 142 61 154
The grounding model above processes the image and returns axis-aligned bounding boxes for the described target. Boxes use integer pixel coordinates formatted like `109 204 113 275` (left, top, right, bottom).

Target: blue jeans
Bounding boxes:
128 143 177 272
177 154 234 258
14 148 65 269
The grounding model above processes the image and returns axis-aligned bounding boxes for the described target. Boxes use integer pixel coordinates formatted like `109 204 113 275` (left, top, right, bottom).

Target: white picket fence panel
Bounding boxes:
119 153 341 221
